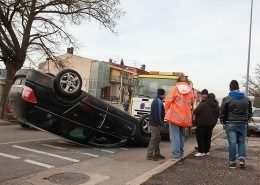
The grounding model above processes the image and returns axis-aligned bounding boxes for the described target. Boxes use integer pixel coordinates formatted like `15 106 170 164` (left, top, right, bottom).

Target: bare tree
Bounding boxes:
0 0 124 118
243 64 260 107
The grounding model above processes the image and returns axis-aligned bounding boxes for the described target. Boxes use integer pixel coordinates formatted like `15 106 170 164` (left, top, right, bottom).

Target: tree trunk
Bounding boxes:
0 65 19 119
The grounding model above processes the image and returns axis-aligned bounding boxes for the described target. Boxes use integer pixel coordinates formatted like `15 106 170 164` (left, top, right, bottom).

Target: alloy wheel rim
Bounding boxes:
142 117 150 134
60 72 80 93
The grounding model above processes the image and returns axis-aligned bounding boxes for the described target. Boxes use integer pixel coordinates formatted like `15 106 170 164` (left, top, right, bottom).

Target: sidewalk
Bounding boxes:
142 132 260 185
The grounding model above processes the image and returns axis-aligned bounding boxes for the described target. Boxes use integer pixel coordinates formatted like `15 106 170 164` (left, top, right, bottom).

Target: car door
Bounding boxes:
104 106 137 138
78 96 137 139
63 96 108 130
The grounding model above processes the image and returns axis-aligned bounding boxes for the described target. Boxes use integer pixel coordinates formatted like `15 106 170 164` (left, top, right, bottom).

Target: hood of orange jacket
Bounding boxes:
176 82 192 94
164 82 194 127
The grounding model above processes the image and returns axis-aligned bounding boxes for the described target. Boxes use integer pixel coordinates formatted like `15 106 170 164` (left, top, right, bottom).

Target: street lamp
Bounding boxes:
119 59 124 104
246 0 254 96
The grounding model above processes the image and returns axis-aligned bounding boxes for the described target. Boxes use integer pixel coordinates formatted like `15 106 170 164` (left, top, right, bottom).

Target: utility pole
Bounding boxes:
246 0 254 96
119 59 124 104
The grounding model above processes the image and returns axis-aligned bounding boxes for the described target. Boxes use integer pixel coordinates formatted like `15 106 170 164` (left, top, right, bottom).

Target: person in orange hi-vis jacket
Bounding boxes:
164 76 195 159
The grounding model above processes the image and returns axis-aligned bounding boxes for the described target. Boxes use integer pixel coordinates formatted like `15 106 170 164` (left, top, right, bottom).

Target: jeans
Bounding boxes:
225 122 247 163
147 126 161 157
196 126 213 153
169 123 185 158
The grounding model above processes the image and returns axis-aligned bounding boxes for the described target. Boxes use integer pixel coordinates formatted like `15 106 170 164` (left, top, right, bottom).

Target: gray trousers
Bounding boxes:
147 125 161 157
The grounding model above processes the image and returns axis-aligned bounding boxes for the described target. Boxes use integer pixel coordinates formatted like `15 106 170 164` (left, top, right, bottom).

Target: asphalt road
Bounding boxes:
0 125 127 183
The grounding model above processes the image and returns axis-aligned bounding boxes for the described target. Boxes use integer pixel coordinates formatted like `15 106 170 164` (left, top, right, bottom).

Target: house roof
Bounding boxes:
110 65 136 75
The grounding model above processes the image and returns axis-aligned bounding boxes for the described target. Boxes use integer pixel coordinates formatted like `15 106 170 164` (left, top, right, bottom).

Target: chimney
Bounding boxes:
67 47 74 54
140 64 146 71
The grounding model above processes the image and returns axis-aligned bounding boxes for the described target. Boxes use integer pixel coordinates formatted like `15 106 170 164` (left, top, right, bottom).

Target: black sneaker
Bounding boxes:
239 158 246 169
229 163 236 169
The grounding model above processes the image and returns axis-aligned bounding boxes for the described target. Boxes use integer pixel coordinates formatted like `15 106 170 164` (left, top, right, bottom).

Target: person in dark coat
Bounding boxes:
201 89 208 101
208 93 219 124
147 89 166 161
193 92 219 156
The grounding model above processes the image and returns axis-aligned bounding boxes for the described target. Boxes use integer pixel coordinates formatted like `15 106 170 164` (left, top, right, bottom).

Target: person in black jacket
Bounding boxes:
220 80 252 169
147 89 165 161
193 92 220 157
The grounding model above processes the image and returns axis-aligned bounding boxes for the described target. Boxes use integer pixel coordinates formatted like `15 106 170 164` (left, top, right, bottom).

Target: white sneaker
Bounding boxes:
205 152 209 155
195 153 205 157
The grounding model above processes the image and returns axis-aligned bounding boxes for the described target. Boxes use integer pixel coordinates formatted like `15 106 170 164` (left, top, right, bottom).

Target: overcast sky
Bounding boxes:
64 0 259 99
12 0 255 99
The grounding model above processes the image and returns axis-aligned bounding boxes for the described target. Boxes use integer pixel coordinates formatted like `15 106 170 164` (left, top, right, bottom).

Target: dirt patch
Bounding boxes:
143 134 260 185
143 154 260 185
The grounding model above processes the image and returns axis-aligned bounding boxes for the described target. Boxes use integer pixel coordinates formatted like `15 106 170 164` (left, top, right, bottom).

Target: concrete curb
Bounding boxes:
126 128 225 185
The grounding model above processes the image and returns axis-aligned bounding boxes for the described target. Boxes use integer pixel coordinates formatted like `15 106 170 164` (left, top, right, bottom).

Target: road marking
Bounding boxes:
81 153 99 158
0 138 58 146
12 145 80 162
120 148 128 151
24 159 54 169
41 144 67 150
101 149 115 154
0 152 20 159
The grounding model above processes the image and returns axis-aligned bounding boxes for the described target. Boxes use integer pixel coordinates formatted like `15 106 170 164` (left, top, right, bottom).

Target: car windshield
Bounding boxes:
134 77 177 98
253 110 260 117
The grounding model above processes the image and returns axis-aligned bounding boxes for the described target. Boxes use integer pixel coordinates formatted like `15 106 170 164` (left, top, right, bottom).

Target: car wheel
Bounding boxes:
136 114 151 146
140 114 151 135
54 69 82 97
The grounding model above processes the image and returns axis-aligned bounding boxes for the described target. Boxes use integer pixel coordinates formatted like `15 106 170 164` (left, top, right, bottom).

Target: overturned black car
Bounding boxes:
9 69 150 147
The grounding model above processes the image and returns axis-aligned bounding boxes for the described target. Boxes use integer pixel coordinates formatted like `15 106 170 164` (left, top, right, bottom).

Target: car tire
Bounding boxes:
54 69 82 97
135 114 151 146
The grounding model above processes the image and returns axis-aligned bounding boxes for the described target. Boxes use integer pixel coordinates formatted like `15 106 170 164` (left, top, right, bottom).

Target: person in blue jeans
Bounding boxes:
220 80 252 169
164 76 195 159
147 89 166 161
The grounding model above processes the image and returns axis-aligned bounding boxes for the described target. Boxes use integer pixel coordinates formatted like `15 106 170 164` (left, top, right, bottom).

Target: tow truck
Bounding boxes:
129 71 188 137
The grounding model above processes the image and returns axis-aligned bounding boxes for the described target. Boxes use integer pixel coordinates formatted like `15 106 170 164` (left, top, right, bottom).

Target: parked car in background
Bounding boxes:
248 108 260 136
9 69 150 147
